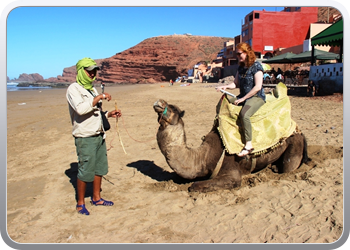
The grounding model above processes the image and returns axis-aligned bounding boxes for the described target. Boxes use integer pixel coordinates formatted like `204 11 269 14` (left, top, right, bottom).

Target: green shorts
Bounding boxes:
74 134 108 182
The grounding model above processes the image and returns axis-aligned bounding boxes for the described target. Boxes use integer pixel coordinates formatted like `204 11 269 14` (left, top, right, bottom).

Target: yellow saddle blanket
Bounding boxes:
217 82 296 155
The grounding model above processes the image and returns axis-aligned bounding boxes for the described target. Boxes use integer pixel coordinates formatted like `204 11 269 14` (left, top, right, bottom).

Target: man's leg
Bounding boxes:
92 175 102 204
91 137 113 206
91 175 114 206
76 178 87 211
75 136 96 213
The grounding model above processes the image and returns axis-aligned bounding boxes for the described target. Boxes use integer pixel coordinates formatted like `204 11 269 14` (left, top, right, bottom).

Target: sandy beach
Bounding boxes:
6 82 343 244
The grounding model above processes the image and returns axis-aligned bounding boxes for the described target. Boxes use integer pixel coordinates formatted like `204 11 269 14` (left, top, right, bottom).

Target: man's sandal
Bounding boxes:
90 198 114 206
76 204 90 215
237 147 254 157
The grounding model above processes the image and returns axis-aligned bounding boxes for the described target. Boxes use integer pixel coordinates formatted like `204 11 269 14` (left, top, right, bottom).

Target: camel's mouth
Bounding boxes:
153 99 167 114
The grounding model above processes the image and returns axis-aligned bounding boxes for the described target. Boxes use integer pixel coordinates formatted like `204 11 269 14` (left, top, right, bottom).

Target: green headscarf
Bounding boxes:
76 57 98 90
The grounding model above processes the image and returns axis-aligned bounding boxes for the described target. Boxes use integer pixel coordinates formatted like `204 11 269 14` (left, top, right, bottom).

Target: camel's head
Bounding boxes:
153 99 185 127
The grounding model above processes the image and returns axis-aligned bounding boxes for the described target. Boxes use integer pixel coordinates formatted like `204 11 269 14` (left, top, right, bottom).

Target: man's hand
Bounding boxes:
102 92 112 101
107 109 122 118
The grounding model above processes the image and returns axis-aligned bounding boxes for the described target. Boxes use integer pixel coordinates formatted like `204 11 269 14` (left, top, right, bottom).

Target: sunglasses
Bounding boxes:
236 52 244 56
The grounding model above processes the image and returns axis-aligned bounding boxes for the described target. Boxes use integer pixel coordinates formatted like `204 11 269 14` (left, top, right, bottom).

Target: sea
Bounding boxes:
7 82 52 91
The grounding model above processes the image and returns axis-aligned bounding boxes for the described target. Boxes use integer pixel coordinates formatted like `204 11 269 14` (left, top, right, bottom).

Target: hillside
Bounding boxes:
97 35 232 84
55 35 232 84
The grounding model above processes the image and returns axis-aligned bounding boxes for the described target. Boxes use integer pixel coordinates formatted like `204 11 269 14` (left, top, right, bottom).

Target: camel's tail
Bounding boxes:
302 133 311 163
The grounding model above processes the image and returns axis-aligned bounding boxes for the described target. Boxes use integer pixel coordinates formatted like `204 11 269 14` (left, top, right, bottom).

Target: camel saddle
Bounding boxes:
217 82 296 155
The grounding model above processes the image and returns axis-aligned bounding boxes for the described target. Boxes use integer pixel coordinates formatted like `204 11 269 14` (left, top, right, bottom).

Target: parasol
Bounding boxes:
263 52 296 64
261 63 272 72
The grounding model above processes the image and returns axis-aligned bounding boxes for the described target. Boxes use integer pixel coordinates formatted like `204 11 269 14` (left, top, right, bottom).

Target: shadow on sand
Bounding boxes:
126 160 202 184
65 162 94 201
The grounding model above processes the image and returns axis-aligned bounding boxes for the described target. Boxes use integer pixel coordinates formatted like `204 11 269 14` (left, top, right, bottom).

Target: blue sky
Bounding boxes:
6 6 286 80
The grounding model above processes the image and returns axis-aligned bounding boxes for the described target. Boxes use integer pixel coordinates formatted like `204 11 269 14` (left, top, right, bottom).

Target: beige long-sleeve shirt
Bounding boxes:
66 82 105 138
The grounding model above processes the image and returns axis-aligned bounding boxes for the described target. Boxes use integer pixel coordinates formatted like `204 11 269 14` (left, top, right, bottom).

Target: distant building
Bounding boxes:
222 40 235 67
241 7 319 58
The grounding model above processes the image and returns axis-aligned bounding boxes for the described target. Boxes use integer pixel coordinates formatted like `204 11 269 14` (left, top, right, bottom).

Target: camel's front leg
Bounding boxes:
188 163 242 192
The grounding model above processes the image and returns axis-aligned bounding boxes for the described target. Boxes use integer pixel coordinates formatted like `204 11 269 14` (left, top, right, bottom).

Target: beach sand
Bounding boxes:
7 82 343 244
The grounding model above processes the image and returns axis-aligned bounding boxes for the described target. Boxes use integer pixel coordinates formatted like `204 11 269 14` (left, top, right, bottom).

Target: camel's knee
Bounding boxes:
281 147 303 173
188 173 241 193
282 156 302 173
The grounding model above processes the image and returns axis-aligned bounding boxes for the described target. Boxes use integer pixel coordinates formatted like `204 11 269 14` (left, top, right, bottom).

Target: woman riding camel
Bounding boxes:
216 42 266 157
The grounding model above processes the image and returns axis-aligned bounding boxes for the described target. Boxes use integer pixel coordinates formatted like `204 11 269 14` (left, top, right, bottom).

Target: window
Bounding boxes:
249 14 253 21
255 13 260 19
247 39 252 46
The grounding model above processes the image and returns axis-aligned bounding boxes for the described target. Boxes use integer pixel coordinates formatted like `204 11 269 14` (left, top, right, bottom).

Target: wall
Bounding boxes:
309 63 343 93
242 7 318 57
276 44 304 55
309 23 332 52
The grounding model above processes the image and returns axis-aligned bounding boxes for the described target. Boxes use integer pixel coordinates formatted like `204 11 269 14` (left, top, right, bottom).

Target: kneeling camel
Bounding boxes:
153 99 309 192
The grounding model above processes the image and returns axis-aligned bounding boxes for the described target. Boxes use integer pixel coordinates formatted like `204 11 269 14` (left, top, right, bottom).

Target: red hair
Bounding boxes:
236 42 256 68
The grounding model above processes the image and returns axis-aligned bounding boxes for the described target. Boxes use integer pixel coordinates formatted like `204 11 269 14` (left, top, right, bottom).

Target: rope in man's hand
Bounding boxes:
115 100 127 154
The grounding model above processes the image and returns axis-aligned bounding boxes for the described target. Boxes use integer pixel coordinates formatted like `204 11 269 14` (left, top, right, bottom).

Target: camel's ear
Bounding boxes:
180 110 185 118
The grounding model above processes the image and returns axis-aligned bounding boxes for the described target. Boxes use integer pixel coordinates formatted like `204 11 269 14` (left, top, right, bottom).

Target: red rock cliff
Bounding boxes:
47 35 231 84
97 35 231 84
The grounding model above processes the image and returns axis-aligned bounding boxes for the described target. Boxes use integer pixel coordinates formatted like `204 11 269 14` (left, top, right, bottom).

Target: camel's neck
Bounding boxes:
157 123 210 179
157 123 186 155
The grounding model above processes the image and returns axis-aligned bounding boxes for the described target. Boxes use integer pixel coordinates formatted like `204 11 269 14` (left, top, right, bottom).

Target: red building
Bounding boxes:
241 7 319 58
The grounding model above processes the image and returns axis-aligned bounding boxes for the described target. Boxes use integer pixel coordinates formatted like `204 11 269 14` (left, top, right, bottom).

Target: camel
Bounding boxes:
153 99 309 192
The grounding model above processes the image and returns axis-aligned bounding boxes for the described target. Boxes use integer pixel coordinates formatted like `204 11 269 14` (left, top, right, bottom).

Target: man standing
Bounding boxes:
66 57 121 215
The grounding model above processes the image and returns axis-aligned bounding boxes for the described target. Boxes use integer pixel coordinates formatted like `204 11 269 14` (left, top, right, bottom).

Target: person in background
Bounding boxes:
216 43 266 157
307 80 316 97
66 57 121 215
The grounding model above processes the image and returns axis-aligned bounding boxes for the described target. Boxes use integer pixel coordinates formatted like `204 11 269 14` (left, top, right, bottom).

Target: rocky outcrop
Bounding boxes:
15 73 44 82
97 35 232 84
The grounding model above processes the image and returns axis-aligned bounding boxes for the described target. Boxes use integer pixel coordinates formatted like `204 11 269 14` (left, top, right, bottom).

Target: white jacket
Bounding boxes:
66 82 105 138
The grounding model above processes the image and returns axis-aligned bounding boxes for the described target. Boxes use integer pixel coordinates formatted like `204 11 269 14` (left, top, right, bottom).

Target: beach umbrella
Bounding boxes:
263 52 296 64
314 51 340 60
290 49 340 63
261 63 272 72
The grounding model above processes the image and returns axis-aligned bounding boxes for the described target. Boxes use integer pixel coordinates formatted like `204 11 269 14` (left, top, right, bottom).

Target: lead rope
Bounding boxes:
115 100 127 154
119 105 167 143
107 104 166 151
